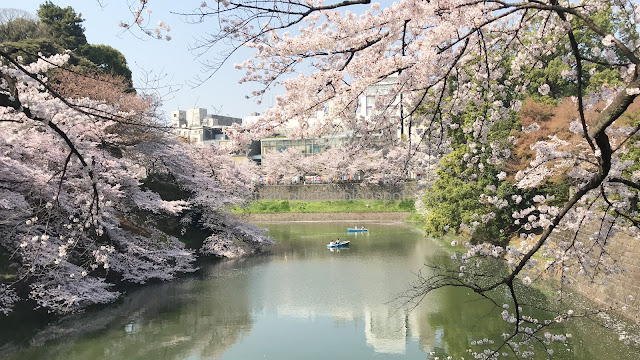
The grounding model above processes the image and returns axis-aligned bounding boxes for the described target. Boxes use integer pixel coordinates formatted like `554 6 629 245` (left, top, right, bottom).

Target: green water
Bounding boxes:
0 222 638 359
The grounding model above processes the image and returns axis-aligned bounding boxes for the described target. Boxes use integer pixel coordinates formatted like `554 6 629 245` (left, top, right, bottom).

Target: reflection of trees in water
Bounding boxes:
6 223 629 359
421 283 640 360
406 253 539 357
0 258 259 360
0 222 430 359
552 296 640 360
424 287 512 357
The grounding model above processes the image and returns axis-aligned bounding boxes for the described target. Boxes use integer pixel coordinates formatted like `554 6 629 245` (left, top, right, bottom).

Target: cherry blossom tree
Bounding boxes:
312 147 352 181
122 0 640 356
0 50 271 314
261 147 307 182
137 142 272 257
261 144 424 184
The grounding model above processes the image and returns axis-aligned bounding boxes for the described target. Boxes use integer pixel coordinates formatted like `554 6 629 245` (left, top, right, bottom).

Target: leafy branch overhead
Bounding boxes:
2 1 640 357
0 3 272 316
121 0 640 357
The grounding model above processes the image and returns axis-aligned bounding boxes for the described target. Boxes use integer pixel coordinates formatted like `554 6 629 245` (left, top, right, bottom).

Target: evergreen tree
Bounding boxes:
36 1 86 50
0 3 133 87
78 44 133 88
0 9 42 42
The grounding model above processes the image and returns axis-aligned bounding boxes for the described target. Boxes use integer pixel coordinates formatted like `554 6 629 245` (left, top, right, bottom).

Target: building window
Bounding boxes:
366 95 375 117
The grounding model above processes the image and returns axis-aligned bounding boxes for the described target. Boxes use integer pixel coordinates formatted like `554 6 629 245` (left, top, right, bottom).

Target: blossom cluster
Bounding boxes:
0 53 272 314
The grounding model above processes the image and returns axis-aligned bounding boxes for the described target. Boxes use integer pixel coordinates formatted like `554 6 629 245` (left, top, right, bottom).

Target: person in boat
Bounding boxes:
329 241 335 246
336 238 340 245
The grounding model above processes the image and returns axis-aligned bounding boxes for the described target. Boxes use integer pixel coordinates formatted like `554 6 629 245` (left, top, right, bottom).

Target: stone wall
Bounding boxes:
246 182 422 202
237 212 413 222
550 221 640 321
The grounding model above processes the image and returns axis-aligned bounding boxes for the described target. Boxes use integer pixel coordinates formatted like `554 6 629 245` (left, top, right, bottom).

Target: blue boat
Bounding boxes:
327 241 350 248
347 228 368 232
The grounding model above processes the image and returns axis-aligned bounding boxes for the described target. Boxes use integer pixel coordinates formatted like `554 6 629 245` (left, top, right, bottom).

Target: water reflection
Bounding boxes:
0 222 638 359
0 258 257 360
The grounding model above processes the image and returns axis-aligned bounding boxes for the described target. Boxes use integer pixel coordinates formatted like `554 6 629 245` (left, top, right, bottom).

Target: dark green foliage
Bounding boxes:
423 138 571 246
526 57 574 100
1 3 133 86
524 4 626 102
419 4 628 246
0 248 16 282
2 38 63 63
138 174 211 248
78 44 133 88
0 16 42 42
422 94 519 245
37 1 86 50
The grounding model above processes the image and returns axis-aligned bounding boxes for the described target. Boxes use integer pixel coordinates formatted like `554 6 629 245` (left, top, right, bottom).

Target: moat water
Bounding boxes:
1 222 638 359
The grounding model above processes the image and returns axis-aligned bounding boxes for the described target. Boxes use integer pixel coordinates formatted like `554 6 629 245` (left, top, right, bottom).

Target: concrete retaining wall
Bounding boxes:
246 182 421 202
237 212 413 222
550 221 640 321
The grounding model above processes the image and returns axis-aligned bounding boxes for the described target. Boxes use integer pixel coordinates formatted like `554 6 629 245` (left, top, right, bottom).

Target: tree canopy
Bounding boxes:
77 44 133 83
0 46 270 315
115 0 640 357
0 9 42 42
2 0 640 356
36 1 86 50
0 2 133 87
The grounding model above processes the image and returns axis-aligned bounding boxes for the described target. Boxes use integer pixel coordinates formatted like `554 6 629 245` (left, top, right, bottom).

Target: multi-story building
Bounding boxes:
171 76 424 173
171 108 242 145
356 74 400 119
242 110 350 164
355 73 424 142
259 136 348 157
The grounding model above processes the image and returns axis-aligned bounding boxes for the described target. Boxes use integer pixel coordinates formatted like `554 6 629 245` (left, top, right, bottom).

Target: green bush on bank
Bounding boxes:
404 212 425 223
232 199 415 214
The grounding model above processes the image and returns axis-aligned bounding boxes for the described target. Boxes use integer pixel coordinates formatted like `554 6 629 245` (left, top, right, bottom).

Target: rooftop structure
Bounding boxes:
171 108 242 145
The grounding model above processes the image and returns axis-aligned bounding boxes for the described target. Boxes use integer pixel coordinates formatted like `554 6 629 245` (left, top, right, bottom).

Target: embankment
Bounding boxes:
237 211 413 222
551 221 640 321
248 182 422 202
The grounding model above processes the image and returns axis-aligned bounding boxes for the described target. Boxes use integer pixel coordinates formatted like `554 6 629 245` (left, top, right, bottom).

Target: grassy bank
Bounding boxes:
232 199 415 214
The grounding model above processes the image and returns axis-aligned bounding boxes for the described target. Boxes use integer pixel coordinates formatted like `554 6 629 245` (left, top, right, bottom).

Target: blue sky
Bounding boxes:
13 1 275 121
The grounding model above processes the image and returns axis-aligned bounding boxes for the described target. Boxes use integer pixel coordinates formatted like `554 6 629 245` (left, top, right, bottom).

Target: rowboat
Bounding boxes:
327 241 350 248
347 228 368 232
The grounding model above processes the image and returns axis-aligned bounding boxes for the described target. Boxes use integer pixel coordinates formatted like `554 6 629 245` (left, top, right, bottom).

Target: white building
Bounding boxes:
171 108 242 145
356 74 401 119
242 110 326 136
242 75 403 139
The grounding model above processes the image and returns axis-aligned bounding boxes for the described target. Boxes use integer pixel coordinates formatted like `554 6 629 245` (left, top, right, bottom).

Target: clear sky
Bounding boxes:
12 1 275 121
